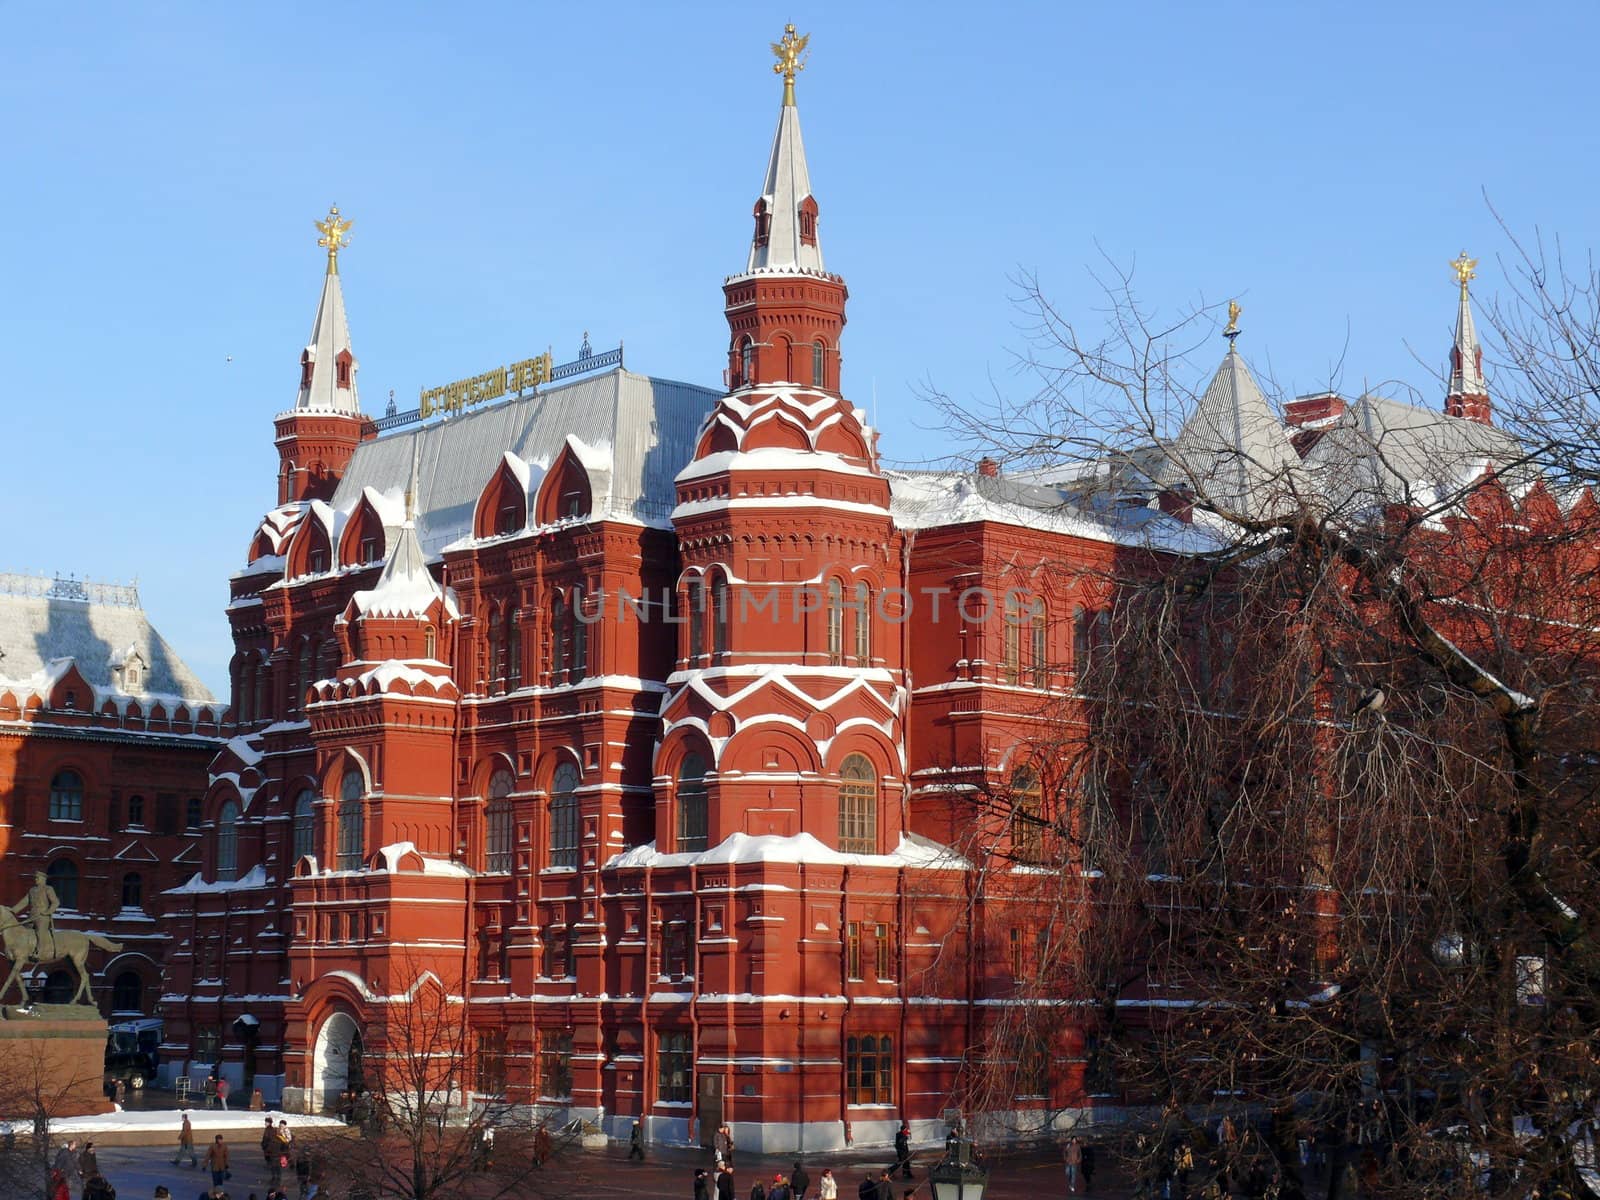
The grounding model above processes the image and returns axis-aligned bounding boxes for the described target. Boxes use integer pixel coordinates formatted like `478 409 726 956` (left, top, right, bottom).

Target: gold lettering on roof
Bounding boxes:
418 351 554 419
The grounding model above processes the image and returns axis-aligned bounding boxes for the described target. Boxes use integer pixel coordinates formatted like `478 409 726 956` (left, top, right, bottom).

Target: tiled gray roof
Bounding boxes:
331 368 721 555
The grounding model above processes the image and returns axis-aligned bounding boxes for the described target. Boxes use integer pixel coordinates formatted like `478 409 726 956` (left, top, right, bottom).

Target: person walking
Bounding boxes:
47 1168 69 1200
857 1175 875 1200
718 1165 737 1200
1081 1142 1096 1195
216 1075 231 1111
533 1125 552 1167
895 1124 913 1180
715 1124 732 1168
695 1168 712 1200
792 1162 811 1200
1064 1137 1084 1195
54 1139 77 1181
769 1173 790 1200
628 1120 646 1162
874 1170 894 1200
750 1180 767 1200
295 1149 313 1200
205 1134 231 1190
78 1140 101 1183
819 1169 837 1200
174 1112 199 1167
261 1118 279 1169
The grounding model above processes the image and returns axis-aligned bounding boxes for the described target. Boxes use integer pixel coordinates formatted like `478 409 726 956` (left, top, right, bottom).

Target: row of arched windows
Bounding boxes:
732 335 829 390
671 751 878 854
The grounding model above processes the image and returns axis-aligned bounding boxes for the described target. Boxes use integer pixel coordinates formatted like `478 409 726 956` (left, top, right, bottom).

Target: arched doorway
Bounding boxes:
111 970 143 1014
311 1011 365 1111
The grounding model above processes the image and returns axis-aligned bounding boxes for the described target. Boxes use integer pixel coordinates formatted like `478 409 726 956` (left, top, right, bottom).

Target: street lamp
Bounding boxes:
930 1126 989 1200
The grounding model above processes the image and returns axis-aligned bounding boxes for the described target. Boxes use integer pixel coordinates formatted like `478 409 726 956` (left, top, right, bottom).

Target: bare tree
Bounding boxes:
0 1039 109 1200
922 252 1600 1200
317 962 540 1200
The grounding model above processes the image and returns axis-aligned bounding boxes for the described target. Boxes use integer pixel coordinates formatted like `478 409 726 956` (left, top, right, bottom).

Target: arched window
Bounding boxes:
739 337 754 387
216 800 240 882
46 859 79 911
507 611 522 689
551 596 569 681
488 609 505 694
1003 594 1023 685
570 588 589 684
292 788 317 863
485 768 515 874
854 582 871 665
677 753 709 853
238 659 255 725
813 340 826 388
1072 605 1091 675
253 654 269 723
549 763 580 869
712 576 730 658
826 579 843 666
337 769 364 871
1032 608 1049 689
424 626 438 660
687 578 706 661
127 794 145 827
121 871 143 910
1011 766 1043 863
838 754 877 854
49 770 84 821
111 970 143 1014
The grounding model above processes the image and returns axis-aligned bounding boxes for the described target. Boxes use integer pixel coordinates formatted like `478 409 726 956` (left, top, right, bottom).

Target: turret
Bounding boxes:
723 25 848 394
274 206 373 504
1445 251 1492 424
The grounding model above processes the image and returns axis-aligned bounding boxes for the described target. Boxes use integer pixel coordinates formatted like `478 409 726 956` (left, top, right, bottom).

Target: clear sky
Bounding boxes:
2 2 1597 696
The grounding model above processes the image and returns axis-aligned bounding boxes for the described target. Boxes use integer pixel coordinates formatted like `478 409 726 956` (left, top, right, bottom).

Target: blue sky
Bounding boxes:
2 2 1597 695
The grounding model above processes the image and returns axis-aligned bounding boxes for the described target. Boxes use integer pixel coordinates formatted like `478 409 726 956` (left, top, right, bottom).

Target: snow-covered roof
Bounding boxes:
1302 391 1528 511
329 368 719 553
605 830 968 872
0 576 218 706
885 469 1218 553
348 520 455 620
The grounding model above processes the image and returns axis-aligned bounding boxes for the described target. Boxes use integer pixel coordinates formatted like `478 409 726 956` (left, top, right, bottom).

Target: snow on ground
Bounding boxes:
38 1107 345 1134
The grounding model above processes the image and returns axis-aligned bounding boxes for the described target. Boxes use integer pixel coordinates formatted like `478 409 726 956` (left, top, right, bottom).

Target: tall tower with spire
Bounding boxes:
723 24 848 392
1445 251 1492 424
665 26 902 857
274 205 373 504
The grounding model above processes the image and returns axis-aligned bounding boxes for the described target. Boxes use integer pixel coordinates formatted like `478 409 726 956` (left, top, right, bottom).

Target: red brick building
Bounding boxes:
0 573 222 1018
159 41 1519 1152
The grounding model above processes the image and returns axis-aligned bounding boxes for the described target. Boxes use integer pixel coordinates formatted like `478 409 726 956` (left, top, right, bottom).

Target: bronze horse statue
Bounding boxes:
0 908 122 1007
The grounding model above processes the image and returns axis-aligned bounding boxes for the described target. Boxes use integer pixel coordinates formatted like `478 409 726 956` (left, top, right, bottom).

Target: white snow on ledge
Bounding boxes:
164 865 270 894
605 830 967 872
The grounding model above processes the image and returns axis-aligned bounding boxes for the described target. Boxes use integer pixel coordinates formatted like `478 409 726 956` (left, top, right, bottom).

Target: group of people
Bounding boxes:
690 1122 919 1200
48 1139 114 1200
168 1114 319 1200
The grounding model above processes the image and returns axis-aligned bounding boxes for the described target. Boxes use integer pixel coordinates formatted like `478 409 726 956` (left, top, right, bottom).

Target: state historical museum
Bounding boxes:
158 30 1509 1152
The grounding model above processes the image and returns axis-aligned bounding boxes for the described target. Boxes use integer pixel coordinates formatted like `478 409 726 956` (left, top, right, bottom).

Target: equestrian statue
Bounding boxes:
0 871 122 1008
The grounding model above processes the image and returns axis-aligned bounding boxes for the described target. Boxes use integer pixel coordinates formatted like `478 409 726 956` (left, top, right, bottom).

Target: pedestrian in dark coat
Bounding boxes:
78 1141 101 1182
1081 1143 1097 1194
875 1170 895 1200
858 1176 876 1200
695 1168 712 1200
629 1120 646 1162
792 1162 812 1200
718 1165 738 1200
895 1125 913 1179
751 1182 767 1200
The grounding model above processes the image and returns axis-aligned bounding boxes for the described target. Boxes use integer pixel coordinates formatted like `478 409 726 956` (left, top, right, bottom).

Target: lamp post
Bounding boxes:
929 1126 989 1200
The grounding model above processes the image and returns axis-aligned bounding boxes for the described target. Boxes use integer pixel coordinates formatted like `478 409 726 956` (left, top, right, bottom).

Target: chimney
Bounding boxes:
977 456 999 478
1284 392 1346 428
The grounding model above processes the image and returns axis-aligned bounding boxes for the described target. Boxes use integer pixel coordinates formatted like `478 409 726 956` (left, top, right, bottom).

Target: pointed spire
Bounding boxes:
296 205 361 414
1165 340 1301 521
747 26 823 274
1446 251 1491 423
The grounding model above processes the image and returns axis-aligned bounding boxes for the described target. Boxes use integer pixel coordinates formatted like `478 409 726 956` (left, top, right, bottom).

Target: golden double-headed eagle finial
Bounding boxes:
315 205 353 276
772 24 810 107
1224 300 1242 345
1451 250 1477 297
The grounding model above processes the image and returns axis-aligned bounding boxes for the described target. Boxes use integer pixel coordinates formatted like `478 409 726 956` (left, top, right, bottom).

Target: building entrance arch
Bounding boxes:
311 1010 365 1111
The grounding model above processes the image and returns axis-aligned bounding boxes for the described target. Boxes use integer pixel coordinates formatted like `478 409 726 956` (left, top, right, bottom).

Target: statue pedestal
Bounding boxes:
0 1008 113 1116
